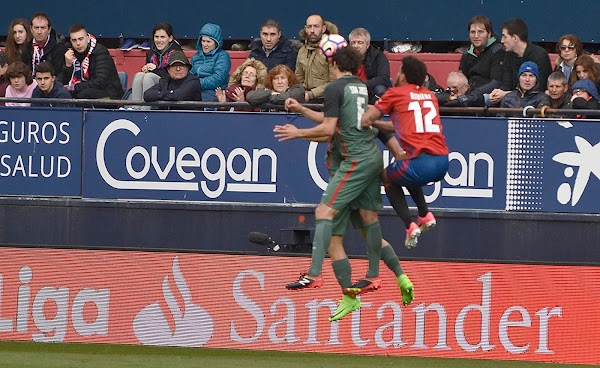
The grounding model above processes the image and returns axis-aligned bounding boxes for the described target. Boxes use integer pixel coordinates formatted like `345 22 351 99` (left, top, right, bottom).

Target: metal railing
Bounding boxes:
1 96 600 119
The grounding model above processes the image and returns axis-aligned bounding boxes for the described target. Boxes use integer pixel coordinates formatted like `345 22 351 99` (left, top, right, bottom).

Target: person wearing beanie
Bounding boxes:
499 61 545 114
570 78 600 110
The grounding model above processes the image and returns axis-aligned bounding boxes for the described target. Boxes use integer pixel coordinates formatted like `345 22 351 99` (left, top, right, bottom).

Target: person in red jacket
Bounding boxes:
361 56 450 249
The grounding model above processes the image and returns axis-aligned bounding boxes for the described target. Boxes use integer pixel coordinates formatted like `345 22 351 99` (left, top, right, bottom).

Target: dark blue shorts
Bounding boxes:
386 154 449 187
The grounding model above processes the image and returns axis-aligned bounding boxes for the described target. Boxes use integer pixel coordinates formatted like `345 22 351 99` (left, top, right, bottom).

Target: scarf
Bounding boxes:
32 36 50 74
149 46 176 70
68 34 97 90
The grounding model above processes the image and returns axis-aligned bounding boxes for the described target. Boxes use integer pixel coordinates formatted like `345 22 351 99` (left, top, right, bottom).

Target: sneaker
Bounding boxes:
286 273 323 290
417 212 436 232
138 40 150 50
405 222 421 249
120 39 137 51
344 278 381 296
328 294 361 322
397 274 414 306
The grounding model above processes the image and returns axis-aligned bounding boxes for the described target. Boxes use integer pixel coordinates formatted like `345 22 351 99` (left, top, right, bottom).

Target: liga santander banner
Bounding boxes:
0 247 598 364
0 107 83 196
82 111 507 209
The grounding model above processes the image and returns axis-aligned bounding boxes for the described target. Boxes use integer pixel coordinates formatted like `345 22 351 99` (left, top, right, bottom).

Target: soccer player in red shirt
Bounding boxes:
361 56 449 249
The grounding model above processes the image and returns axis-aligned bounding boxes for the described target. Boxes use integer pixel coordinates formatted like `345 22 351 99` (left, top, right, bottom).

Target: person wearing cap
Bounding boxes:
499 61 545 114
189 23 231 102
143 50 202 105
570 78 600 110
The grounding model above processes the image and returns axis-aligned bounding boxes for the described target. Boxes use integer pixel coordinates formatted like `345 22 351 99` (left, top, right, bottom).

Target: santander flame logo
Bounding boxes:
133 256 214 346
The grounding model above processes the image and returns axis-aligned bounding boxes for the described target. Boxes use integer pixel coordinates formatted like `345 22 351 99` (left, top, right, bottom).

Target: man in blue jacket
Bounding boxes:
248 19 297 71
31 61 72 106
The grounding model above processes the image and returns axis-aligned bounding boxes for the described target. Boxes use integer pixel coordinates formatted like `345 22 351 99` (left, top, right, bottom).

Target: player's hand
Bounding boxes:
284 98 302 113
64 49 74 67
273 124 299 141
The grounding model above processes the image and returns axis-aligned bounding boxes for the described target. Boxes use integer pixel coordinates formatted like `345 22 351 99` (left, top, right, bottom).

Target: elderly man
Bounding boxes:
144 50 202 104
248 19 297 71
349 27 391 104
62 24 123 99
538 71 571 110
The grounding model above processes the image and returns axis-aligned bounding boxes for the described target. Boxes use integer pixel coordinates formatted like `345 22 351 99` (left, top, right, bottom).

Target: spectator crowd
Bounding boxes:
1 13 599 115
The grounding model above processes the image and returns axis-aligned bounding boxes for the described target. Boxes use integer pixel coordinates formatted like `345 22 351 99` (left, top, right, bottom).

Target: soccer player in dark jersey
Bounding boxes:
274 46 389 322
361 56 450 249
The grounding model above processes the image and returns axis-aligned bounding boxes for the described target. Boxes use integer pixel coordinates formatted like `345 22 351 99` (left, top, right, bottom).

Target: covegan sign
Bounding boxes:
0 247 598 365
82 111 507 209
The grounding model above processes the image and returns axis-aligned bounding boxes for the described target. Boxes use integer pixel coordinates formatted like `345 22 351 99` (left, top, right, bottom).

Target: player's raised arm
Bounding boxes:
274 117 337 142
285 97 325 124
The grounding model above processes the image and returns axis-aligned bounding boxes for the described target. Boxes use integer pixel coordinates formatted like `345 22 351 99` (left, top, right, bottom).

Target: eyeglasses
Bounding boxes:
242 71 257 78
560 45 576 51
572 89 587 95
446 84 468 94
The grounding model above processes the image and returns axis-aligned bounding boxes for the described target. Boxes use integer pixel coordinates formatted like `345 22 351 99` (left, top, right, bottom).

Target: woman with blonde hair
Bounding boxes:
247 64 305 106
5 18 32 64
216 58 267 104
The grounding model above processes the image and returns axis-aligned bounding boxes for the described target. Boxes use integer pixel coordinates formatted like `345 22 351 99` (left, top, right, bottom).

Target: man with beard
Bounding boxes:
62 24 124 99
295 14 335 103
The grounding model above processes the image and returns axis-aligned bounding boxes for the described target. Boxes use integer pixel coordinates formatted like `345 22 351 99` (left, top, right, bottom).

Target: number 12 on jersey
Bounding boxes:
408 100 440 133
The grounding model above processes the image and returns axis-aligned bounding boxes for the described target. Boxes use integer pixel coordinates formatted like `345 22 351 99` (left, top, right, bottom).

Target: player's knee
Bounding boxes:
359 209 378 224
315 203 336 219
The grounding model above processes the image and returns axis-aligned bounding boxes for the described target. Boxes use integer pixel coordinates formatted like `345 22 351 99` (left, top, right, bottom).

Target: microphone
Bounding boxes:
248 231 281 252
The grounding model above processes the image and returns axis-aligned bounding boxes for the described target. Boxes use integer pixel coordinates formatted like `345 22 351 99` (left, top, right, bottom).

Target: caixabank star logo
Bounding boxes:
506 119 600 213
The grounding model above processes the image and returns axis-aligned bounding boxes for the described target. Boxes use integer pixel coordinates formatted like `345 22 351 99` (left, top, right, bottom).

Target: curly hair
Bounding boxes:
228 58 268 88
264 64 296 90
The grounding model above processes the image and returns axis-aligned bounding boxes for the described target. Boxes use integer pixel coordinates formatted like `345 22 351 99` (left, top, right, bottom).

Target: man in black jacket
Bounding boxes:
248 19 297 71
349 27 391 104
21 13 68 83
31 61 72 106
62 24 124 99
144 50 202 106
459 15 505 93
489 18 552 105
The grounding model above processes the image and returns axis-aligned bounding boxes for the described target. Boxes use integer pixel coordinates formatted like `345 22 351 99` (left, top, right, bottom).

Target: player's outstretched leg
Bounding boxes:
397 274 414 306
329 294 361 322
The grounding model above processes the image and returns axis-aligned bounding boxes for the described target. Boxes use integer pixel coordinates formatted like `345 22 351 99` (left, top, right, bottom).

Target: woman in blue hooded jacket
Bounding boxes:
190 23 231 101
